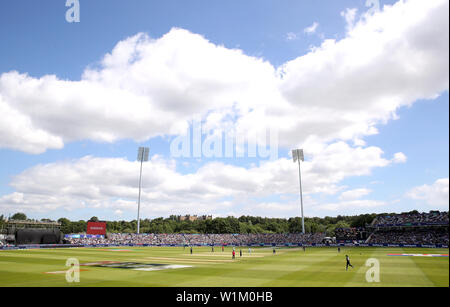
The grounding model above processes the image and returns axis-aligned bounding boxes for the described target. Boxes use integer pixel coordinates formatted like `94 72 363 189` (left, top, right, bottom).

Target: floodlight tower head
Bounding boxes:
137 147 149 162
292 149 304 163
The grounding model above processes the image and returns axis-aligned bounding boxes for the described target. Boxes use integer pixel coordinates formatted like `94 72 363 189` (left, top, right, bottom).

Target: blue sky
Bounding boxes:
0 0 448 221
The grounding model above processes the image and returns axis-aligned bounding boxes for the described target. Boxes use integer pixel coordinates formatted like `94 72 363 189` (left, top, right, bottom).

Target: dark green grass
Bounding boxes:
0 246 448 287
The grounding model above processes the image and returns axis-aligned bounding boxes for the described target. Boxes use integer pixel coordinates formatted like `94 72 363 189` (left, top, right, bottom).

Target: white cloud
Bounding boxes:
341 8 358 32
339 188 372 201
406 178 449 209
353 138 366 147
285 22 319 41
304 22 319 34
278 0 448 144
0 95 64 154
0 143 404 217
286 32 298 41
392 152 407 164
0 30 278 153
0 0 447 154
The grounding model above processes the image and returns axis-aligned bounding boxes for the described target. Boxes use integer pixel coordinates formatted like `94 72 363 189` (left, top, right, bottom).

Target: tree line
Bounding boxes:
2 212 381 236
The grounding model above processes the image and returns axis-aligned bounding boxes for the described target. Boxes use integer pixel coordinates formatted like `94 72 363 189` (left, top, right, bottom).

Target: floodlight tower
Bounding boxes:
137 147 149 234
292 149 305 234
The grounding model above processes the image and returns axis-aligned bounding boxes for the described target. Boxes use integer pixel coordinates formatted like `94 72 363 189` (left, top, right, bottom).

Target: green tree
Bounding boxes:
50 211 442 236
11 213 27 220
288 218 303 233
58 218 72 233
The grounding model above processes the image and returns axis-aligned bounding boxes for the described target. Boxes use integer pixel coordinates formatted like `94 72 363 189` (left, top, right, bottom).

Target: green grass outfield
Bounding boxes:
0 246 448 287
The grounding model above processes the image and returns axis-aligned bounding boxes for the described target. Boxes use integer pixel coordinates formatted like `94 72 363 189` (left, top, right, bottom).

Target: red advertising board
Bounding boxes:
87 222 106 235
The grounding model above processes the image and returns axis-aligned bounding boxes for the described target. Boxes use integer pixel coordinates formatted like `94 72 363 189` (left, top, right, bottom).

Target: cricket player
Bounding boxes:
345 255 354 271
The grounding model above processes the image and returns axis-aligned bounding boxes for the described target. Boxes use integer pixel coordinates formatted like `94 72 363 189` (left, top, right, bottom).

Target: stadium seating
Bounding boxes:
67 232 327 246
372 211 448 227
63 211 449 247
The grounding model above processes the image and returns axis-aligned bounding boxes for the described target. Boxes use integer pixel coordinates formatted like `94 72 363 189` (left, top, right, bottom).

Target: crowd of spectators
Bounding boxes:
368 228 449 245
234 233 325 245
335 228 360 241
373 211 448 226
335 228 368 242
0 240 12 248
67 233 326 246
65 228 449 246
108 233 160 245
68 236 108 245
156 234 187 245
184 234 211 245
209 234 239 245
